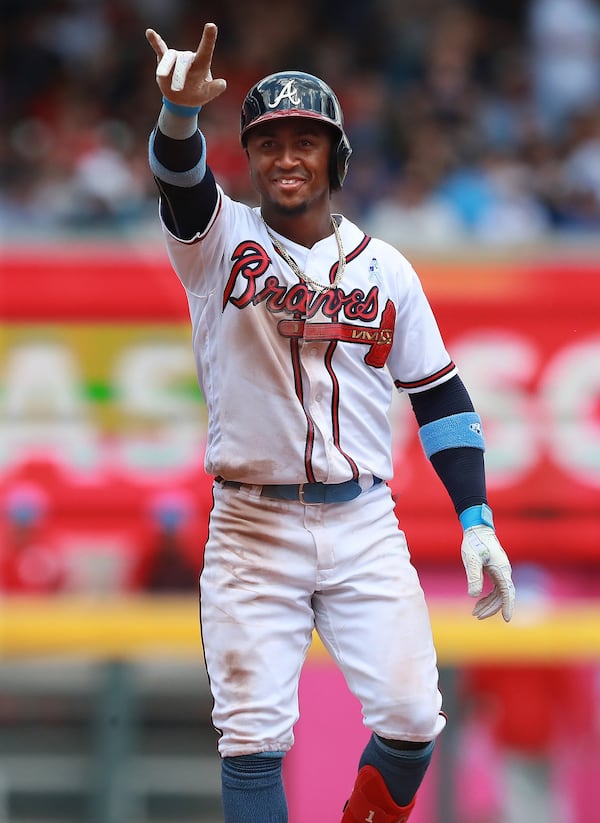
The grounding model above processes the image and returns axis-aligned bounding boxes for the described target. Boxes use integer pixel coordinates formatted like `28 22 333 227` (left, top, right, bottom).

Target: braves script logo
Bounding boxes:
223 241 395 368
268 79 301 108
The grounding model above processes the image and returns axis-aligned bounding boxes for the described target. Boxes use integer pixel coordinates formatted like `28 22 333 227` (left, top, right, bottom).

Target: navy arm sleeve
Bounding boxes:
151 126 218 241
409 375 487 516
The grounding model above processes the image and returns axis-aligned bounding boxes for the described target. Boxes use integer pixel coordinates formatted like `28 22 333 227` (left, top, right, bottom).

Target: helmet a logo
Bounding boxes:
268 79 301 108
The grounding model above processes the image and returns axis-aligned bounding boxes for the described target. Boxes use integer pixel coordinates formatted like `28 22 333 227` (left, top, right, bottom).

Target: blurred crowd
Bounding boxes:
2 0 600 247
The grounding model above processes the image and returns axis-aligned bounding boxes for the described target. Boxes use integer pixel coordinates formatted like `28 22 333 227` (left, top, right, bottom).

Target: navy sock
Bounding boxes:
221 752 287 822
359 734 435 807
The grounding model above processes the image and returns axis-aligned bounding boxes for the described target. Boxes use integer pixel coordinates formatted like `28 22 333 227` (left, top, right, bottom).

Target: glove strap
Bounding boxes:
459 503 494 530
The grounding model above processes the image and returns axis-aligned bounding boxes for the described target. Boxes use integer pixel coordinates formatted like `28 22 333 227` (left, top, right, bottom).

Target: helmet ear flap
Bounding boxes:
332 132 352 190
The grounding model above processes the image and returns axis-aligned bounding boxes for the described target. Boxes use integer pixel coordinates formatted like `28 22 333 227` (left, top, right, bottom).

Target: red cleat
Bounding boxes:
341 765 416 822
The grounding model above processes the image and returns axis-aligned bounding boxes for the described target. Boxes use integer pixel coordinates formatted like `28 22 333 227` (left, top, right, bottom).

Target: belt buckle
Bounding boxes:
298 483 321 505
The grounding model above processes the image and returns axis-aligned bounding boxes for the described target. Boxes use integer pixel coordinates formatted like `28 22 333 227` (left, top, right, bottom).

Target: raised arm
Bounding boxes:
146 24 227 240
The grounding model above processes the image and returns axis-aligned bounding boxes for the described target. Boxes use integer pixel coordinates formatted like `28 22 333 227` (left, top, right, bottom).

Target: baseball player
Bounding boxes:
146 22 515 823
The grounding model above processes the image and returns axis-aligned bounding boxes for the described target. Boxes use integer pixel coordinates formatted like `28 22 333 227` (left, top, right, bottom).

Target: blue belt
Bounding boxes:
216 476 382 504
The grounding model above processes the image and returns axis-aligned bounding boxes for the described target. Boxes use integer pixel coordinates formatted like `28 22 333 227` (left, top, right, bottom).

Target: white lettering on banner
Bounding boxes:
0 340 202 477
451 333 540 488
0 420 100 469
0 342 100 468
3 342 85 417
113 342 205 474
114 421 205 474
451 332 600 489
114 343 199 417
540 336 600 487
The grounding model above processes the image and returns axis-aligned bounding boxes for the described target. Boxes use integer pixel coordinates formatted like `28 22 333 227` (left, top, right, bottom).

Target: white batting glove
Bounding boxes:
146 23 227 108
461 522 515 622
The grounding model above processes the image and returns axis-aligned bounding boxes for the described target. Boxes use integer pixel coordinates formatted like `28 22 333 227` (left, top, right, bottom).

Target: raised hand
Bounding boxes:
146 23 227 108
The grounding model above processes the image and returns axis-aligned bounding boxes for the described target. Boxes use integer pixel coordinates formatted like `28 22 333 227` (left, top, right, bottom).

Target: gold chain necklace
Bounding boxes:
263 216 346 294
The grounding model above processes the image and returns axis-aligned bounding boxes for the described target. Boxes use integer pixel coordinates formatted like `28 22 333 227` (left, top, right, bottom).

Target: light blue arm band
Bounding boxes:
162 97 202 117
418 412 485 459
148 130 207 188
459 503 494 530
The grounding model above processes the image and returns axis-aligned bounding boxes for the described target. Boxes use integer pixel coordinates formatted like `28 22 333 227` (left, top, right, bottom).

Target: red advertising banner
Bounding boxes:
1 246 598 578
397 256 600 563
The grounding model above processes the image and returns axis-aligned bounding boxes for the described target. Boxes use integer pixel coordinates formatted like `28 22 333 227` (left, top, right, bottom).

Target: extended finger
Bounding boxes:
462 554 484 597
146 28 168 60
500 581 515 622
195 22 219 70
472 590 503 620
487 565 515 621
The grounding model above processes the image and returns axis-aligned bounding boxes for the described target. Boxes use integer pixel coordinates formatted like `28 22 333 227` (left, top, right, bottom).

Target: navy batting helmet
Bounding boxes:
240 71 352 190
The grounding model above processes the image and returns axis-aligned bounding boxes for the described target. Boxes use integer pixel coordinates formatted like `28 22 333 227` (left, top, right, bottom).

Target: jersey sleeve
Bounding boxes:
386 255 456 393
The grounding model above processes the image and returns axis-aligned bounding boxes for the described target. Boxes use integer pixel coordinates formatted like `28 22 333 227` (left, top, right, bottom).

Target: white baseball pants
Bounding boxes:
200 481 446 757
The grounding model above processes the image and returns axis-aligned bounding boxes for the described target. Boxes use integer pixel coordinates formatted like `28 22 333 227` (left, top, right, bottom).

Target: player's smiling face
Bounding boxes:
245 117 333 217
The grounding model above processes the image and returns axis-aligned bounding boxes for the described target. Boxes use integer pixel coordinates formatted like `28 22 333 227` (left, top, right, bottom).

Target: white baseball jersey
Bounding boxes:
162 187 456 486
